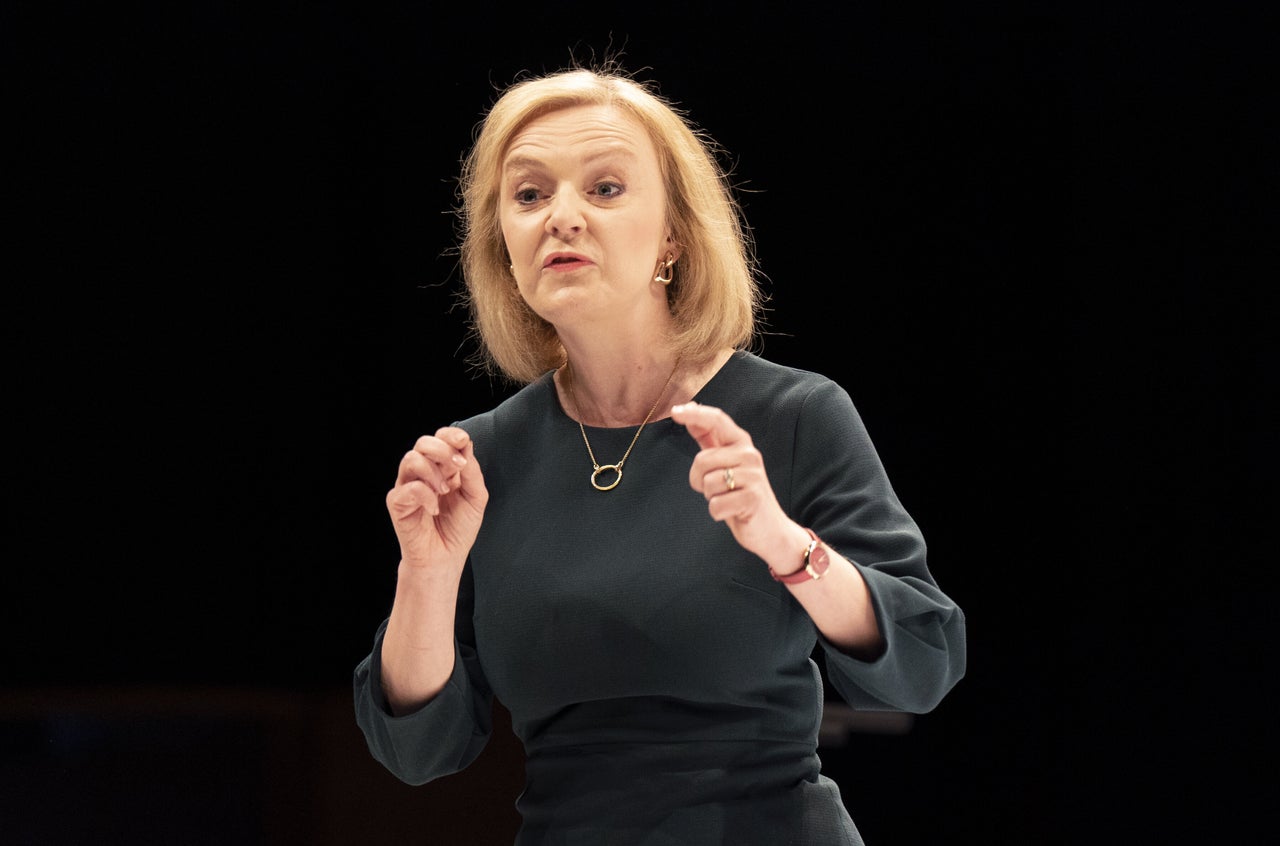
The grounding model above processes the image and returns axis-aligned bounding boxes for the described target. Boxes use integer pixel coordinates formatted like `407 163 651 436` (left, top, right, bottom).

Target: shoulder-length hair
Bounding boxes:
457 65 763 384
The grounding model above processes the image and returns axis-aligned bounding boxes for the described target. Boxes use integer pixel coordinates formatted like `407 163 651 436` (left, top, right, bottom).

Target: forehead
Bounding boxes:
502 104 659 170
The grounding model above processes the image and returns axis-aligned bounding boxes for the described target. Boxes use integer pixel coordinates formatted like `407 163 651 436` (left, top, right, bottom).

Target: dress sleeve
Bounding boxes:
790 379 967 714
352 562 495 785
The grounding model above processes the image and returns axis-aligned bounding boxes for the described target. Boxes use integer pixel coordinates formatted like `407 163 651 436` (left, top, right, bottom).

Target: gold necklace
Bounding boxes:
565 359 680 491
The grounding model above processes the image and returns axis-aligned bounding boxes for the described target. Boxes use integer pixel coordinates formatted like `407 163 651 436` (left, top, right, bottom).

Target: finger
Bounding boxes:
432 427 474 485
721 465 738 494
397 447 457 495
433 426 473 453
686 441 752 493
671 402 748 450
697 463 745 498
706 488 756 524
404 428 472 485
441 428 487 501
386 478 441 519
412 430 470 467
692 470 755 526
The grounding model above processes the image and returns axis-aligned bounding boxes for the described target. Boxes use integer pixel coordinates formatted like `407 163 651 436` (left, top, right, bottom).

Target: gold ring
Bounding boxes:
724 467 736 491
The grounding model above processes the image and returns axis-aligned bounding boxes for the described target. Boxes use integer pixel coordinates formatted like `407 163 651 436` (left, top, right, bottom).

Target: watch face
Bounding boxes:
771 532 829 583
809 543 829 575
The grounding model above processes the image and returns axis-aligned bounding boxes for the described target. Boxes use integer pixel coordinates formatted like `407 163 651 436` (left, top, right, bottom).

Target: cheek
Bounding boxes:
611 211 658 250
501 215 540 262
500 216 536 295
498 215 515 254
632 201 672 250
496 208 522 254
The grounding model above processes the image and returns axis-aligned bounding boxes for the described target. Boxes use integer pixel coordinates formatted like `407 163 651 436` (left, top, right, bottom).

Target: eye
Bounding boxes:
515 187 542 205
593 182 624 199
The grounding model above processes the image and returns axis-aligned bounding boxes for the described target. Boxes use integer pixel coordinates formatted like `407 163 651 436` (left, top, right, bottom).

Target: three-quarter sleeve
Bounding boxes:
787 379 967 713
352 564 495 785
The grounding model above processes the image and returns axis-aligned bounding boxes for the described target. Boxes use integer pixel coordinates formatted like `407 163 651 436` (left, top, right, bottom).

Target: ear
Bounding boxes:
664 231 683 262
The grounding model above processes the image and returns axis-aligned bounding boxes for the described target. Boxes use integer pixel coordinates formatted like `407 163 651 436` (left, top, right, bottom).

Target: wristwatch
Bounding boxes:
769 527 830 584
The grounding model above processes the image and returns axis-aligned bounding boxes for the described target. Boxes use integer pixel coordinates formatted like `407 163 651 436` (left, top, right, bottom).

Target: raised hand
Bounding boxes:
385 426 489 569
671 401 799 563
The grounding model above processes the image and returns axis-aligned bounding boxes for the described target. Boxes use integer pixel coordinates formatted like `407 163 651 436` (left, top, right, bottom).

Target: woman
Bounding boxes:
353 64 966 844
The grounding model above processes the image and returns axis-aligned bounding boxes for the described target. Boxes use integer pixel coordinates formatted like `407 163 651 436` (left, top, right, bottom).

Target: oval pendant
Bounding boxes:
591 464 622 491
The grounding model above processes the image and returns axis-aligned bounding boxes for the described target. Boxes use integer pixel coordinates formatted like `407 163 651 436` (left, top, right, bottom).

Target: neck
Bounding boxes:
562 354 681 428
557 348 737 428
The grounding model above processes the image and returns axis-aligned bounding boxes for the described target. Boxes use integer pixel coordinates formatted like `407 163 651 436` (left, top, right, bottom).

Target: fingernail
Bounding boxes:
452 455 466 466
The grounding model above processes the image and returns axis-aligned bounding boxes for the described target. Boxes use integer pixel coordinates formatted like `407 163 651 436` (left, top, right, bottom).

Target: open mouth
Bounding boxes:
544 253 591 270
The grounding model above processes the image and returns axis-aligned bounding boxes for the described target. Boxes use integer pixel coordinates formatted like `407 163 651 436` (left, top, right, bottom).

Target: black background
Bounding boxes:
5 2 1274 844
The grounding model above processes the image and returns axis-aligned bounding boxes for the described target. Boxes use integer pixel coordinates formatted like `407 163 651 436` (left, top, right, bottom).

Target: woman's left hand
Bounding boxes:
671 401 798 562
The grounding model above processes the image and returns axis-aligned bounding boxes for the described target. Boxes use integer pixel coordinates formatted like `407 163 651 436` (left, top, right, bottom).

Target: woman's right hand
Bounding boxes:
385 426 488 569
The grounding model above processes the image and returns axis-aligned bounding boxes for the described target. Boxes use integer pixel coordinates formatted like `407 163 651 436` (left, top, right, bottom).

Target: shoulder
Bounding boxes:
452 371 558 452
705 354 879 471
708 352 854 419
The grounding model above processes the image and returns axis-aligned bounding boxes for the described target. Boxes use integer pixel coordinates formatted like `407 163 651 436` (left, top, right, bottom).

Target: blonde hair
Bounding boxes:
457 64 762 384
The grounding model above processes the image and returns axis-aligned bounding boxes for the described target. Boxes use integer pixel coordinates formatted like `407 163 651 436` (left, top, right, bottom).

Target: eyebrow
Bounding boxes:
502 145 641 175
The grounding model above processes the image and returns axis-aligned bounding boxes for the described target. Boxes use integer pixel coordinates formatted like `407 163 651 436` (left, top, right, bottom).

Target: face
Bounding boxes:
499 104 675 328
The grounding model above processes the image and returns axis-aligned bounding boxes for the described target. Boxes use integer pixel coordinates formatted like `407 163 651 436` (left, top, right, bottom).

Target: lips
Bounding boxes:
542 252 593 270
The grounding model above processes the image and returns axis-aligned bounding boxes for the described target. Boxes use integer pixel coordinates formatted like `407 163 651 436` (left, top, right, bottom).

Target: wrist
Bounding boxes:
397 556 465 586
769 527 831 584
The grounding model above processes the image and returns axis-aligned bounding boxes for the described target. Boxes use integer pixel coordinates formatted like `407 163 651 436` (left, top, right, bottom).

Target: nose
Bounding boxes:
545 189 585 238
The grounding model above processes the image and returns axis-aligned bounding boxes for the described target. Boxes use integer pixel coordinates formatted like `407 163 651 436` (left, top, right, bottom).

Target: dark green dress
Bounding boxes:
354 352 966 844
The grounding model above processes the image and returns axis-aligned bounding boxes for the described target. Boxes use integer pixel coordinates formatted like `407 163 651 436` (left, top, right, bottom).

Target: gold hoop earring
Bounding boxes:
654 252 675 285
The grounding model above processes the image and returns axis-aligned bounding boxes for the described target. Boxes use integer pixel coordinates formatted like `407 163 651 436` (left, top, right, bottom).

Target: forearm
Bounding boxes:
380 560 467 715
761 523 884 660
